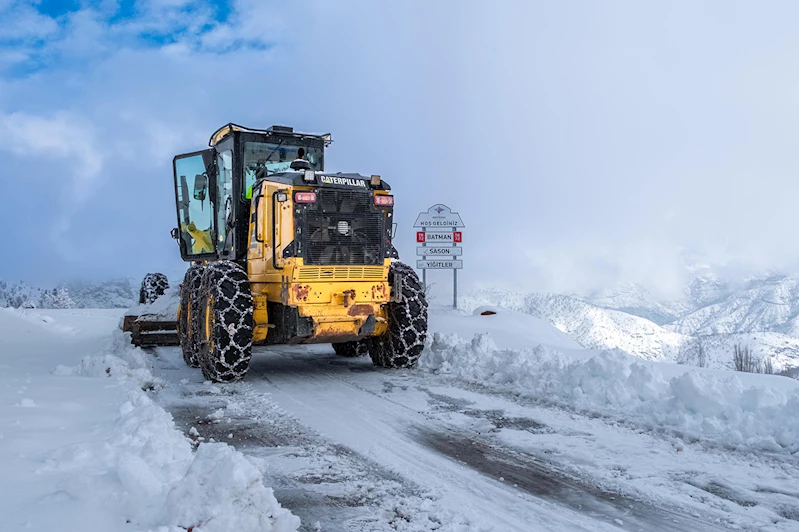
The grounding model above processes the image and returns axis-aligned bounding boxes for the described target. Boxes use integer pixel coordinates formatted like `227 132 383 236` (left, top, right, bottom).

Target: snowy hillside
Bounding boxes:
0 280 42 308
580 272 738 325
462 280 799 372
581 282 684 325
671 274 799 337
677 331 799 373
461 289 686 362
63 278 139 309
1 278 140 309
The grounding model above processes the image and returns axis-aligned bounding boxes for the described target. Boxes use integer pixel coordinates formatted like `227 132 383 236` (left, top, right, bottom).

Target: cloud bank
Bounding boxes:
2 1 799 297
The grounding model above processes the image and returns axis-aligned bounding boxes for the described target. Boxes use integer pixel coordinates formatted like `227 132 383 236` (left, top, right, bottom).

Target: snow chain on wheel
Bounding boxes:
332 340 369 358
178 264 203 368
196 261 253 382
368 262 428 368
139 273 169 304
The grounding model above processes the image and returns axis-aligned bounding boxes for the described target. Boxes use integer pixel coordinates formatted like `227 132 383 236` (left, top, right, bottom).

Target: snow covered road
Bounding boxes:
150 341 799 532
5 307 799 532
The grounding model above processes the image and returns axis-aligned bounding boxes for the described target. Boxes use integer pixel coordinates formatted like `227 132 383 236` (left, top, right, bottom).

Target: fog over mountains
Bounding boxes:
0 279 138 309
5 266 799 373
462 269 799 373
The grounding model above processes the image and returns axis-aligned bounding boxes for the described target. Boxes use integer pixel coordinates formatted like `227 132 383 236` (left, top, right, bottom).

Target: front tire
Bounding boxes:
368 262 428 368
139 273 169 304
196 262 254 382
178 265 203 368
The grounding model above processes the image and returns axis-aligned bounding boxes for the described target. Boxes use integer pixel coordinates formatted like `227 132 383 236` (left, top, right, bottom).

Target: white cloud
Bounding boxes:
0 111 103 259
0 2 58 41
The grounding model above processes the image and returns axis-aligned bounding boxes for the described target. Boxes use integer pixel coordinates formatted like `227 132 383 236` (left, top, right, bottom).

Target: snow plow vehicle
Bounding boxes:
132 123 428 382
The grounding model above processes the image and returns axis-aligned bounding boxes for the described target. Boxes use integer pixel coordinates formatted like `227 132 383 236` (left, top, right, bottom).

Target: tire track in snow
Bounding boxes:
248 346 730 531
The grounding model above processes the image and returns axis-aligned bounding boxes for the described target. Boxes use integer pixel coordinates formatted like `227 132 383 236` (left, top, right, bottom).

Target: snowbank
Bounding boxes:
131 286 181 320
1 307 299 532
421 330 799 454
52 330 300 532
429 305 583 352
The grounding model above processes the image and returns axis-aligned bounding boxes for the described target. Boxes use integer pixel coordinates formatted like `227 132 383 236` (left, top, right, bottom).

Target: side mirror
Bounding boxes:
170 227 179 240
193 173 208 201
392 223 398 239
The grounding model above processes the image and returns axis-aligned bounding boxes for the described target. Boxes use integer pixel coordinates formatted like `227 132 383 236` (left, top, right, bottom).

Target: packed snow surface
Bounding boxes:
5 302 799 531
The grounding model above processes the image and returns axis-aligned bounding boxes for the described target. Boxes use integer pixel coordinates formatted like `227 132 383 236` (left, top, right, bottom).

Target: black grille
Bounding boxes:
302 189 384 265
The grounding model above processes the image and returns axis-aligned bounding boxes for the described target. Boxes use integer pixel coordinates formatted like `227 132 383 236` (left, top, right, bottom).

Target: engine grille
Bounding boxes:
302 190 384 266
295 266 385 281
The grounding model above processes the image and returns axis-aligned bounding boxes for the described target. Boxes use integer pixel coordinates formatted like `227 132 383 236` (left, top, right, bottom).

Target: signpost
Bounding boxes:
414 204 465 309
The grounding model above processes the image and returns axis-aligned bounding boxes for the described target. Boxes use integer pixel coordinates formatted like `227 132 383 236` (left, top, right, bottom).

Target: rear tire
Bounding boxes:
196 262 254 382
332 340 369 358
178 265 203 368
139 273 169 304
368 262 428 368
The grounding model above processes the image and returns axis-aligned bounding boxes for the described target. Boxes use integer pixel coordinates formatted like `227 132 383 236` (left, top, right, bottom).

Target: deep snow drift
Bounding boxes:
0 308 299 532
425 306 799 454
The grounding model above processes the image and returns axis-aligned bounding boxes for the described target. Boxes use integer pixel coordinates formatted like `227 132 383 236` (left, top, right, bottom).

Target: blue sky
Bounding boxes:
3 1 799 297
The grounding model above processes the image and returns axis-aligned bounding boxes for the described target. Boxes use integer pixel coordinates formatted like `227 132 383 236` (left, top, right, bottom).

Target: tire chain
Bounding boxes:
139 273 169 305
368 261 428 368
196 261 254 382
178 265 203 368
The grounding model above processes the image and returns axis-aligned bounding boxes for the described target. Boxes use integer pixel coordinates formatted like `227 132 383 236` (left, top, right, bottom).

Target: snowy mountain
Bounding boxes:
670 274 799 337
0 278 139 309
581 282 684 325
461 288 685 362
462 277 799 372
677 331 799 373
63 278 138 309
580 271 739 326
0 280 42 308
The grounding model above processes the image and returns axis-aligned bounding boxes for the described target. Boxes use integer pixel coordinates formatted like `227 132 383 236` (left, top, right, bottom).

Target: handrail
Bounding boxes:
253 192 263 243
272 190 283 270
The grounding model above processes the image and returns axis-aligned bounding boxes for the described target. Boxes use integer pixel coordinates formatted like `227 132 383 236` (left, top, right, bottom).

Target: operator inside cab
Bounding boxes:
181 221 213 254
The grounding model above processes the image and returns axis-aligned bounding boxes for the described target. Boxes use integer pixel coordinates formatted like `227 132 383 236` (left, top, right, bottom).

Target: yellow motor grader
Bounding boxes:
162 123 427 382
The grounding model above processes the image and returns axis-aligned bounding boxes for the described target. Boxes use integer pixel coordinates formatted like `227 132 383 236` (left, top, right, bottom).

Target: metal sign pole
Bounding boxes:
453 268 457 309
422 227 427 289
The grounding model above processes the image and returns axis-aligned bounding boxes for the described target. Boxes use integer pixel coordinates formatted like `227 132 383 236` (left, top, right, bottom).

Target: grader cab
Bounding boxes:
163 123 427 382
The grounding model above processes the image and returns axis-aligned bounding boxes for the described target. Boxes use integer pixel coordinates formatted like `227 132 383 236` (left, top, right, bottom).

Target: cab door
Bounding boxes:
173 150 217 261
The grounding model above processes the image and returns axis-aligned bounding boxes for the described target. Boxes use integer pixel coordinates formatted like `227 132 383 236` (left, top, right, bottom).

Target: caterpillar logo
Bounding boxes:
320 176 367 188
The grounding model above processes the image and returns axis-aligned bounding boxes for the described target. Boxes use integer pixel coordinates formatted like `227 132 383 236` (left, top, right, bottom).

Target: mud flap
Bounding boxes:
358 314 376 336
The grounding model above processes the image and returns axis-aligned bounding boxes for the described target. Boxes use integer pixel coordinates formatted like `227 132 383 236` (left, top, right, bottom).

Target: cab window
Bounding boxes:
243 141 323 199
175 154 215 256
216 150 233 252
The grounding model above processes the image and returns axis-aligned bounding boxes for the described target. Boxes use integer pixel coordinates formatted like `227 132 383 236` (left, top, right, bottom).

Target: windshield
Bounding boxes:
243 141 323 199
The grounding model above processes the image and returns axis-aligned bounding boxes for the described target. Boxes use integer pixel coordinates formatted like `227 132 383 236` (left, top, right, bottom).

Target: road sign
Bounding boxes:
417 260 463 269
415 204 465 310
423 232 456 242
417 246 463 256
414 204 465 228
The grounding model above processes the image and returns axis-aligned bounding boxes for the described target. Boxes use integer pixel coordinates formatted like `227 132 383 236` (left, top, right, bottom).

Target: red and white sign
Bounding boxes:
453 231 462 243
416 231 426 243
